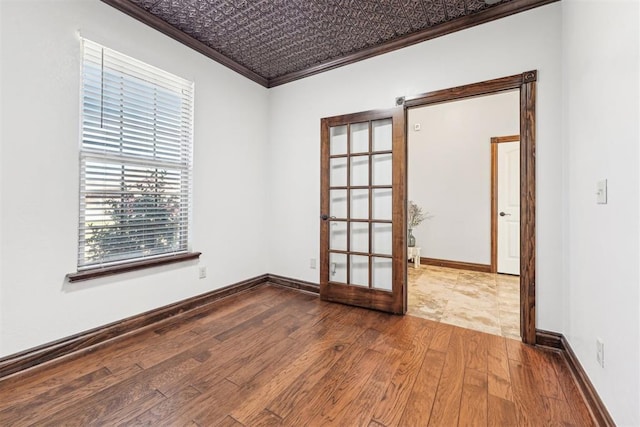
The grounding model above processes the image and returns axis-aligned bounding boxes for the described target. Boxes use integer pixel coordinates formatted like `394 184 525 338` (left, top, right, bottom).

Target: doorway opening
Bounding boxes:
403 71 537 344
406 90 521 339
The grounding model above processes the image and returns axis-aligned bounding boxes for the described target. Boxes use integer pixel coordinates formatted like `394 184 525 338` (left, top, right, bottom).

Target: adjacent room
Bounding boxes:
1 0 638 425
406 90 522 339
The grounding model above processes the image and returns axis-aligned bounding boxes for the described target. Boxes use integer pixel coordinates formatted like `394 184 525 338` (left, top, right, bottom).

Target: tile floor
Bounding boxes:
407 264 521 340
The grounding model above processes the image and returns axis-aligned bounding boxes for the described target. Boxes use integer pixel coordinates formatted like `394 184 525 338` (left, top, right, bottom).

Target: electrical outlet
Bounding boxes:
596 339 605 368
309 258 316 269
199 266 207 279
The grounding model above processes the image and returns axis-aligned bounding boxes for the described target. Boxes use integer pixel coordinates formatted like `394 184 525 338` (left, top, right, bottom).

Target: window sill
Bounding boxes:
66 252 202 283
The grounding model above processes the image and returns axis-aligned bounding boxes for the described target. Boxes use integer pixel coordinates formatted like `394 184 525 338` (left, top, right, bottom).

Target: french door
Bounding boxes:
320 107 406 314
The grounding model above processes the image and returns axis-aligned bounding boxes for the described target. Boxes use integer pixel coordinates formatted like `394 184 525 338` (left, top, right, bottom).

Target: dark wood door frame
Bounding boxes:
404 71 537 344
490 135 521 274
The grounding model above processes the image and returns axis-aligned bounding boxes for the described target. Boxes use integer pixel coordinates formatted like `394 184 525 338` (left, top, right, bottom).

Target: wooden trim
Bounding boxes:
346 122 352 286
403 71 537 344
535 328 563 350
560 335 616 427
404 71 537 108
419 257 492 273
535 329 616 427
368 122 374 291
320 118 330 300
490 135 520 274
0 273 268 379
393 107 409 314
491 135 521 144
520 77 537 345
100 0 268 88
322 109 401 127
66 252 202 282
268 0 557 87
266 274 320 295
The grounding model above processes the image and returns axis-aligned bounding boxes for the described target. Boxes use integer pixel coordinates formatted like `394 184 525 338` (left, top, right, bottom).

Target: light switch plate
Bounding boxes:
596 180 607 204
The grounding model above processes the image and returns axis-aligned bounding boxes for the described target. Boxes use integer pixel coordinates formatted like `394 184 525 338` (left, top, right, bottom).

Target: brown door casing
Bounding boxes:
404 71 537 344
320 107 406 314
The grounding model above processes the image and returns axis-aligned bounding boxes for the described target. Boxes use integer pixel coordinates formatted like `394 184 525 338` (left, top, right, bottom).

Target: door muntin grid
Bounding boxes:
328 118 393 291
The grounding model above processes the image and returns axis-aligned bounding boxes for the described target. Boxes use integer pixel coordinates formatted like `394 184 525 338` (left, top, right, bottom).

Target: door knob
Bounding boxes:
499 211 511 217
320 214 337 221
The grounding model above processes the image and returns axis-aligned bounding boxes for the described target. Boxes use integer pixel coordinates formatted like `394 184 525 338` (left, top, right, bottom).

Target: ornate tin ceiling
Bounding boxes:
104 0 556 87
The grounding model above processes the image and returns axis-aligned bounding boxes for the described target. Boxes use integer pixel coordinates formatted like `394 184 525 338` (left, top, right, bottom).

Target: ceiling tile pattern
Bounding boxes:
129 0 507 80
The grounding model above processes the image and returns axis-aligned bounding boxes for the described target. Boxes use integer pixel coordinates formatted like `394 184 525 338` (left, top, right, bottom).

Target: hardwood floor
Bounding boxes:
0 284 594 426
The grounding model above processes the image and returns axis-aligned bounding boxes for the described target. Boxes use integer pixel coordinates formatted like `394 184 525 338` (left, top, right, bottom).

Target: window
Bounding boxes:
78 39 194 271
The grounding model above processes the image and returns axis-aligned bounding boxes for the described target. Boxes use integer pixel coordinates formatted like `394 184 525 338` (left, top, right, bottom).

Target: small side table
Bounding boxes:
408 246 421 269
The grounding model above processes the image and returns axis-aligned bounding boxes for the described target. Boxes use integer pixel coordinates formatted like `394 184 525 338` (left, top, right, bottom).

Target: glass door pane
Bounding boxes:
371 154 392 186
372 222 392 255
350 156 369 186
330 158 347 187
330 125 347 155
330 189 347 218
350 222 369 253
330 221 347 251
372 257 393 291
350 255 369 287
351 122 369 153
372 119 392 151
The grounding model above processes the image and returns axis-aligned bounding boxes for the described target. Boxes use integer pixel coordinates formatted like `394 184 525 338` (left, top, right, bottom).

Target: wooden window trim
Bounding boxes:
66 252 201 283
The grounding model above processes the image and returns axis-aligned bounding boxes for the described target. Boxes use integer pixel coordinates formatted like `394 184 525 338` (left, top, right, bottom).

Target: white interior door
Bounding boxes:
497 141 520 275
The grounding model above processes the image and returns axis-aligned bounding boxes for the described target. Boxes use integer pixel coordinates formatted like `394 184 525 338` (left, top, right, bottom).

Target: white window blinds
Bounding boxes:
78 39 194 270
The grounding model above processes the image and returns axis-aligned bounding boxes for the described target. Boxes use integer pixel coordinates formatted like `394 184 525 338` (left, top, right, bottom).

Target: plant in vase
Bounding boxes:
408 200 430 247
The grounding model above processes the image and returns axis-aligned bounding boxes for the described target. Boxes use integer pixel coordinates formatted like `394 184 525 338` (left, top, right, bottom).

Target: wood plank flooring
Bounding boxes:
0 284 594 426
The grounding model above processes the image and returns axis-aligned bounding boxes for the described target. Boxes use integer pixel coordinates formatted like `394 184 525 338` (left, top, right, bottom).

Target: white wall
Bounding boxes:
0 1 3 356
267 2 563 332
0 0 269 356
562 1 640 425
408 91 519 264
